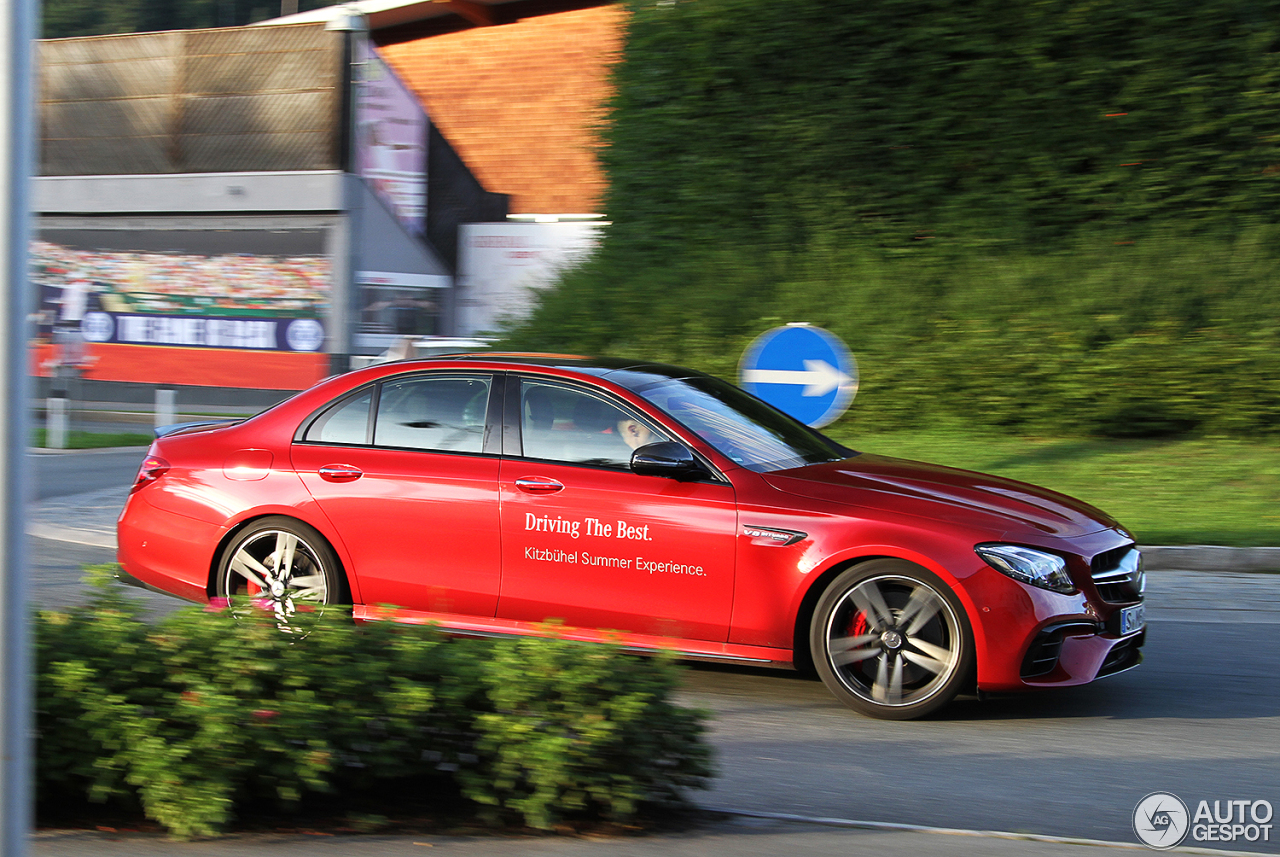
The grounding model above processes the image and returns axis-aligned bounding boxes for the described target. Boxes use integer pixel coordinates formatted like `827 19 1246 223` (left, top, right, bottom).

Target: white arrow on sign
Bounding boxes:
742 359 853 397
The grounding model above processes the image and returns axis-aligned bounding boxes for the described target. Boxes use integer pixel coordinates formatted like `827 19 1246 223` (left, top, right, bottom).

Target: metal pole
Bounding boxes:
327 8 367 375
1 0 36 852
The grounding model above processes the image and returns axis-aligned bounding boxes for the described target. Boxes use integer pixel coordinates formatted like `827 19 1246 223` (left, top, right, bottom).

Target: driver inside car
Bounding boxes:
616 416 654 450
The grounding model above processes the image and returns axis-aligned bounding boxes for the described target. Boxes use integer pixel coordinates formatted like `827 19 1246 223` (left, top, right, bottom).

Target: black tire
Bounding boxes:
810 559 974 720
215 516 345 633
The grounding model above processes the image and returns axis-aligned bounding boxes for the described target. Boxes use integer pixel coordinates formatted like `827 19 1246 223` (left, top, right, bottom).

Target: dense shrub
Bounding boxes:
506 231 1280 438
35 571 712 838
460 633 711 829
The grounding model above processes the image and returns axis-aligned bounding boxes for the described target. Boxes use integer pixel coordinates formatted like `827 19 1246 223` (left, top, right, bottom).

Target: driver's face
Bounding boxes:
617 418 652 450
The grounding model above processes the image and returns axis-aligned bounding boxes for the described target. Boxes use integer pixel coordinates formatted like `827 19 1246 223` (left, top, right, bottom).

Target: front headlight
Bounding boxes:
975 544 1075 594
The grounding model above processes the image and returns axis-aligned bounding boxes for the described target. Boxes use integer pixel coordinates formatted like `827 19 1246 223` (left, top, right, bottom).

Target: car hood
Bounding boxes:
762 454 1119 539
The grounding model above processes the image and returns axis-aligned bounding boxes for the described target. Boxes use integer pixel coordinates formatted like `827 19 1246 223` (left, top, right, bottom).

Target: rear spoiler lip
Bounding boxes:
154 419 242 439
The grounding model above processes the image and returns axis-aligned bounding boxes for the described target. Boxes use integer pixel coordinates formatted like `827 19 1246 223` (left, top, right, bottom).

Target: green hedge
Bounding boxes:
505 231 1280 438
36 572 712 838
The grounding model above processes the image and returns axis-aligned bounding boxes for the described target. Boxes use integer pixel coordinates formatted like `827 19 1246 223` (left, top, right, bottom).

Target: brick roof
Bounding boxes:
377 4 625 215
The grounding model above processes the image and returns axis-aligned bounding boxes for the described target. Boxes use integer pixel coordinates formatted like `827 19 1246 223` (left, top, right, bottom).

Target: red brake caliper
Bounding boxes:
850 610 869 639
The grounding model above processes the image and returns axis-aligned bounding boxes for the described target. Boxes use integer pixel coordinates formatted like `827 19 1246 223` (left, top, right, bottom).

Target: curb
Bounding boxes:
708 808 1278 857
1140 545 1280 573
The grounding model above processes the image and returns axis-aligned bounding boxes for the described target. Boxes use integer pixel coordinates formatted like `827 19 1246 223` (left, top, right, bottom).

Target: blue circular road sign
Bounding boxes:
739 324 857 428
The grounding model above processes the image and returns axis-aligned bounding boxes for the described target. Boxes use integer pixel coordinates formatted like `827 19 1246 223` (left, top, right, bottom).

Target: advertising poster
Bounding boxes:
30 229 332 389
355 39 428 234
457 222 607 336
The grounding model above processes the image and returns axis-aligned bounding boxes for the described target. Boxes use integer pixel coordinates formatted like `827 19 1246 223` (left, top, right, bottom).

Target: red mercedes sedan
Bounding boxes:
117 355 1145 719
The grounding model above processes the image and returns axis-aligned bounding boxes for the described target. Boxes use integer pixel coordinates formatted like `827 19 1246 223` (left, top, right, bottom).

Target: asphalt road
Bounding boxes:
682 619 1279 850
28 448 174 613
30 448 144 501
27 450 1280 855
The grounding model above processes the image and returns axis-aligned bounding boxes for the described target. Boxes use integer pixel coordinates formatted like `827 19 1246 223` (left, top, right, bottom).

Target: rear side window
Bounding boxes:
373 375 491 453
305 389 373 445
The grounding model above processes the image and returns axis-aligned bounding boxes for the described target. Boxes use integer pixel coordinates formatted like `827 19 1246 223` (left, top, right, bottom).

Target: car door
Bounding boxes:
496 376 737 642
292 372 502 616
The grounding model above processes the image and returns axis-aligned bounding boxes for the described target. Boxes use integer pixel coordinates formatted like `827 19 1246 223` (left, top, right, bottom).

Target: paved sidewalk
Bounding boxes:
32 813 1273 857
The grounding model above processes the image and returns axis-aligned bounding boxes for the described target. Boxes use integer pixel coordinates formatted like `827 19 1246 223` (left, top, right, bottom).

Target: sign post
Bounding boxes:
1 0 36 852
739 323 857 428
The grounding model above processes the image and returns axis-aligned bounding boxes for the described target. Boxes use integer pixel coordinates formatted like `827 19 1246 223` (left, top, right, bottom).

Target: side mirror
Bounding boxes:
630 441 706 479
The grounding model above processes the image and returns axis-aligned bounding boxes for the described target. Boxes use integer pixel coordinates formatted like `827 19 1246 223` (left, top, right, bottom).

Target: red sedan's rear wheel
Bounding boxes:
811 559 974 720
216 516 344 634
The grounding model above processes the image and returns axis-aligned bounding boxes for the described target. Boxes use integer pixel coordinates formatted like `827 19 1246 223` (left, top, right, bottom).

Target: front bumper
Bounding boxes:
1018 621 1145 687
966 545 1146 692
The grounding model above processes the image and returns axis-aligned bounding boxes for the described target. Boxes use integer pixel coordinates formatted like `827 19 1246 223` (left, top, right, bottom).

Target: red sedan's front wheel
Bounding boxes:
811 559 974 720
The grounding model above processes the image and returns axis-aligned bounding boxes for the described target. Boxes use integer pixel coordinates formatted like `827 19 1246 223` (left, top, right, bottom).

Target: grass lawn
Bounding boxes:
33 429 152 450
827 428 1280 547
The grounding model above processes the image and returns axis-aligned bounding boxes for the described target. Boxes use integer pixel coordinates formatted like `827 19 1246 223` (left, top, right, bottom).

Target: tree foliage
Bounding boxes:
602 0 1280 252
505 0 1280 438
40 0 333 38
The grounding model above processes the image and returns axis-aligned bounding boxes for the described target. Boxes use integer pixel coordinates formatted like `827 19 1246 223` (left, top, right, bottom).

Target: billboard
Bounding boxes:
457 222 606 336
31 229 332 389
355 39 428 234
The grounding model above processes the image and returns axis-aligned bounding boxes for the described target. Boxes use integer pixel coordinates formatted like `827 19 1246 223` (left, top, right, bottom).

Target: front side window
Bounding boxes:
373 375 491 453
616 372 847 472
520 380 665 468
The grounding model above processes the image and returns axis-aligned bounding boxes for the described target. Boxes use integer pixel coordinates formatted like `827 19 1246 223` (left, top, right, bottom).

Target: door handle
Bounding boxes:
514 476 564 494
318 464 363 482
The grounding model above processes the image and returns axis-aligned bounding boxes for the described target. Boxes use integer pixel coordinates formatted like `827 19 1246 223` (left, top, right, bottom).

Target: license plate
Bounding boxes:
1119 603 1145 635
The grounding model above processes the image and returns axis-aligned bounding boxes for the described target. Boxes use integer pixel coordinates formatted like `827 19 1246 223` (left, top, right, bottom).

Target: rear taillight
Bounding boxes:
133 455 170 489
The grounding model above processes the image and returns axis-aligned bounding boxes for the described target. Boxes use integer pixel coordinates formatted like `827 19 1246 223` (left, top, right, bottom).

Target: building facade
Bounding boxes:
34 1 623 395
34 19 503 395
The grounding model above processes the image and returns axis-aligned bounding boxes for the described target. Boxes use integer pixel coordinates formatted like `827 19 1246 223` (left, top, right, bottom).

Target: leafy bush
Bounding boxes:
461 634 710 829
35 571 712 838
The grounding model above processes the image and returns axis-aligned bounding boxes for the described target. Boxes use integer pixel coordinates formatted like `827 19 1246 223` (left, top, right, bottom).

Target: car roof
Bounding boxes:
407 353 714 387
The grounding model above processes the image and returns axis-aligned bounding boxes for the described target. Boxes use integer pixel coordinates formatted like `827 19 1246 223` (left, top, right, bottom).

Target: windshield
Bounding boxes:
619 372 849 472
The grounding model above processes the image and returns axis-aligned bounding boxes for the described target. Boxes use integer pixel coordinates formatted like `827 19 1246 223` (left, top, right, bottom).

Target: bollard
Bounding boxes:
46 397 67 449
155 389 176 429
